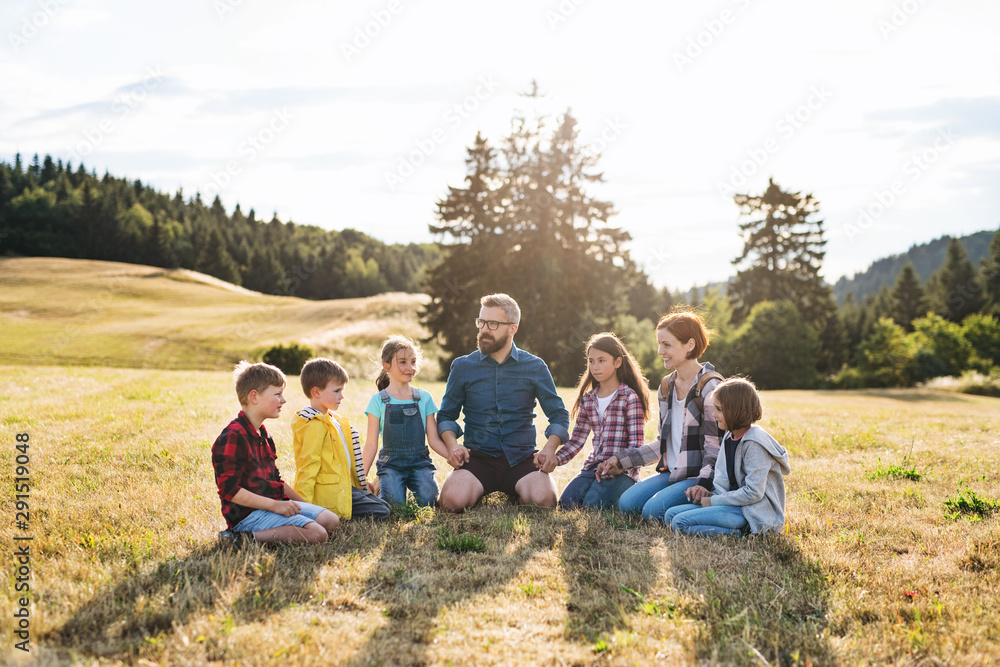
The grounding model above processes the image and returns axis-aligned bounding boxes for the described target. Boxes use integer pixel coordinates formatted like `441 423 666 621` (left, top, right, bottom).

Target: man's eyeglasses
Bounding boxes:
475 318 515 331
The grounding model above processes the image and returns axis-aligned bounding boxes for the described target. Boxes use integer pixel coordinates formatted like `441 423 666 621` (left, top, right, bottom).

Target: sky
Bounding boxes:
2 0 999 290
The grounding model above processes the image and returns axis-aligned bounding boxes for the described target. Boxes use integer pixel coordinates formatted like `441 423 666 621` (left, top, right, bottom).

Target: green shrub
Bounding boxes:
910 313 974 380
723 301 821 389
856 318 917 387
261 342 315 375
831 365 865 389
961 313 1000 367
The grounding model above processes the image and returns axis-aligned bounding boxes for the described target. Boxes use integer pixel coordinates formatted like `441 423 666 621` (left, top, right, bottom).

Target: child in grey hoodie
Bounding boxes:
663 377 790 536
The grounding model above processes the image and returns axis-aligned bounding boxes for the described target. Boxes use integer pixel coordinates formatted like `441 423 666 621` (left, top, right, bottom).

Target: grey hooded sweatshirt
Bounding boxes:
710 424 791 534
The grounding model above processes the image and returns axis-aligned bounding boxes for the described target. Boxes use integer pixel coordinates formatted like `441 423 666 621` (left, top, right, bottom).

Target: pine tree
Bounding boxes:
40 155 57 185
863 286 895 338
980 228 1000 314
729 178 831 326
840 292 866 352
890 262 926 331
423 94 633 384
0 163 12 209
930 237 986 321
195 227 241 285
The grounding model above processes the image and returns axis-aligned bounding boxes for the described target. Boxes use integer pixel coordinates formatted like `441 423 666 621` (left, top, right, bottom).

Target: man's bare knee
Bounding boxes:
438 489 469 513
516 472 557 508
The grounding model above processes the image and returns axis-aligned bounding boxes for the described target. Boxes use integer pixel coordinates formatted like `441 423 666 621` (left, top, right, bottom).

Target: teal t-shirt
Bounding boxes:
364 388 439 437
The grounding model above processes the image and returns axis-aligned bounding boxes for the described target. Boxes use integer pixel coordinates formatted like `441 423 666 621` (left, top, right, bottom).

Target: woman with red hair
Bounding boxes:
596 310 723 524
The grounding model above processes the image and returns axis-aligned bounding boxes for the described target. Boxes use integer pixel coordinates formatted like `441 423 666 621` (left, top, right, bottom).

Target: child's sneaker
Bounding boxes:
218 529 253 546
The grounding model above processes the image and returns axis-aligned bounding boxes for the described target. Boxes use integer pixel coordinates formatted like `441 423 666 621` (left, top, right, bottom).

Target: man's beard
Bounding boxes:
477 329 509 355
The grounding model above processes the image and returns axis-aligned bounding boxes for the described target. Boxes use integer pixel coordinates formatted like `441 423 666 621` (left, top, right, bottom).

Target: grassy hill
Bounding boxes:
0 257 438 377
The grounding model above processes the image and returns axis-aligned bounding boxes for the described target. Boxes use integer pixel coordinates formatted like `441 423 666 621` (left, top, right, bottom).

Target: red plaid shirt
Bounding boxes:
555 385 646 481
212 411 288 529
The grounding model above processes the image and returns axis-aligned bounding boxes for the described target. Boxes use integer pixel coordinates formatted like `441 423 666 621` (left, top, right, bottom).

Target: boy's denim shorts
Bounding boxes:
232 501 327 533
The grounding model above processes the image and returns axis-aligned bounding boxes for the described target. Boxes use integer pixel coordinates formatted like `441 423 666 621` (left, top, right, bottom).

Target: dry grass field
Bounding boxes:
1 257 999 665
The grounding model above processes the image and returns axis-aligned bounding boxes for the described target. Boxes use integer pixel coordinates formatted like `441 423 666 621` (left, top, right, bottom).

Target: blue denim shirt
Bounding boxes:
437 342 570 466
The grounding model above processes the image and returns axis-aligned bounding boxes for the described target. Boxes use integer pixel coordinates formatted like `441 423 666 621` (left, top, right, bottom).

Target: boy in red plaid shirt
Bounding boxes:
212 361 340 544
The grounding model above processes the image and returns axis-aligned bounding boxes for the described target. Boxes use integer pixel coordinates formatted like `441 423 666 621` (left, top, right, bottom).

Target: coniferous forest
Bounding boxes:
0 153 440 299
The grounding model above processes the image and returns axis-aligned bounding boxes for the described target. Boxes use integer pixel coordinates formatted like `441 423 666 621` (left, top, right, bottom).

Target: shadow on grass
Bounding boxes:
558 509 658 643
346 499 551 667
666 533 833 665
44 536 346 661
816 389 970 403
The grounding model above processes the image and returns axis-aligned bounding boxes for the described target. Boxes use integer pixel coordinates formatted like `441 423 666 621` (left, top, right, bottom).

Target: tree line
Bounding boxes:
422 87 1000 389
4 106 997 392
0 153 440 299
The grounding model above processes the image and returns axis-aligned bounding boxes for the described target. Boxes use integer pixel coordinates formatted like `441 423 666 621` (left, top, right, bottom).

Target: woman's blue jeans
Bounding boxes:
617 473 698 523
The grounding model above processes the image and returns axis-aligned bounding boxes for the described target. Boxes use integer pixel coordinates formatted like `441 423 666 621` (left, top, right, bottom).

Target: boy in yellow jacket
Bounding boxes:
292 358 390 520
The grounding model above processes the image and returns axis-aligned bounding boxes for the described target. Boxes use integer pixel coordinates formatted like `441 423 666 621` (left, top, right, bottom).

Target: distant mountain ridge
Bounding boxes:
683 229 997 305
832 230 995 304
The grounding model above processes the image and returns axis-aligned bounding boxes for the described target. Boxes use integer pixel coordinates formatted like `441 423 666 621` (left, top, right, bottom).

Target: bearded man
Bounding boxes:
436 293 570 511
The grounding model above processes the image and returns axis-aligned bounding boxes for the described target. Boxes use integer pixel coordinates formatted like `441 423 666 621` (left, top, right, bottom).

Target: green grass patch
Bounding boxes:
389 497 433 521
868 458 924 482
436 527 486 553
944 485 1000 520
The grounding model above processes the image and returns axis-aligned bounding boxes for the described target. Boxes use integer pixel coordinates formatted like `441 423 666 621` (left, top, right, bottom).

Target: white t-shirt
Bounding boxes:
667 392 685 470
596 391 615 421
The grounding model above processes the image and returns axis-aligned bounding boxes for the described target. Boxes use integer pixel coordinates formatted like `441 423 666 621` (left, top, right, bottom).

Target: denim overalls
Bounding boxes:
376 388 439 507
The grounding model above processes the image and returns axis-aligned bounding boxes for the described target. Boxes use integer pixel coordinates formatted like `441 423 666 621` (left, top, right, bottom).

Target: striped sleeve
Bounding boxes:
351 426 367 491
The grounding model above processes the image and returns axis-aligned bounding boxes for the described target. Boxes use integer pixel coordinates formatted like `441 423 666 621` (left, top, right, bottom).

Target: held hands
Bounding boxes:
596 456 623 481
369 475 381 496
272 500 302 517
532 452 558 474
447 446 470 469
685 484 711 504
533 444 559 474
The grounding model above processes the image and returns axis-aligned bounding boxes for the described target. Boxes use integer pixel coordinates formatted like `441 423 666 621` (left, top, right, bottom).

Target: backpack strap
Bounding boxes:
694 371 725 412
658 372 675 401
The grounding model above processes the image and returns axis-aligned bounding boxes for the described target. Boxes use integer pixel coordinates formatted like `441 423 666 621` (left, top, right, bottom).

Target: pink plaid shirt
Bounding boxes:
555 384 647 481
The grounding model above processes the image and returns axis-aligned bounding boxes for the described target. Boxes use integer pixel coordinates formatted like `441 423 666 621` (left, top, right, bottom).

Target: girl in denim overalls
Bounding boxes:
363 336 450 507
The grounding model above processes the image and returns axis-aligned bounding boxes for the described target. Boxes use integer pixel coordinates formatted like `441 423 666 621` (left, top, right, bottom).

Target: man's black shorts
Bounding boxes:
463 449 538 498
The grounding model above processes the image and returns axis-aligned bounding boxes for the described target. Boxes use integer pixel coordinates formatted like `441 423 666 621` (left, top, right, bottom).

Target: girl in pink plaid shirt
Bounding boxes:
536 333 651 509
